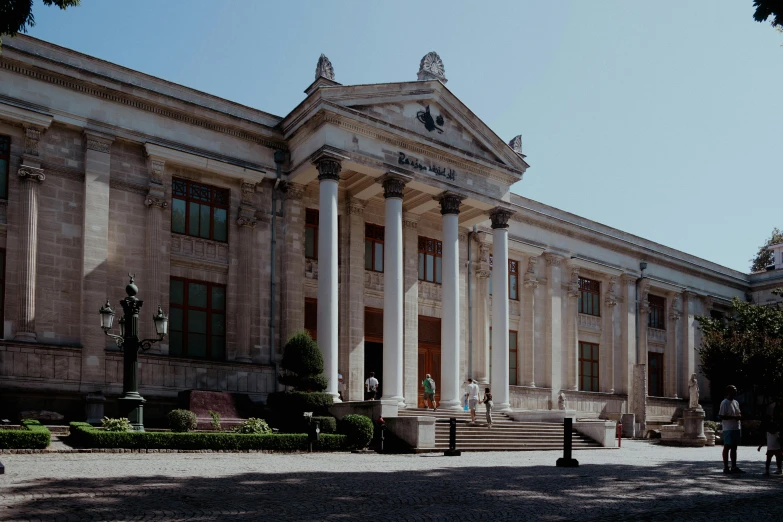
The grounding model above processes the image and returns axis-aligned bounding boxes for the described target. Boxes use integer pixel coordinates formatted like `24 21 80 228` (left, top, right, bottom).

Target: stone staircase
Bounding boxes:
397 408 603 452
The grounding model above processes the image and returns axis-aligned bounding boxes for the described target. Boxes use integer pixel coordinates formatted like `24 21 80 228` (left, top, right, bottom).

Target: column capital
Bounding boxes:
438 192 464 215
311 146 347 182
144 194 168 209
378 172 412 199
237 215 258 228
621 273 638 287
543 252 566 266
83 130 114 154
18 166 45 182
523 277 540 289
489 206 515 229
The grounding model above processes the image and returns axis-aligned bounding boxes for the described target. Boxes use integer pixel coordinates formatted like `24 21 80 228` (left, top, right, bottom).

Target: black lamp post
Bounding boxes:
99 274 168 432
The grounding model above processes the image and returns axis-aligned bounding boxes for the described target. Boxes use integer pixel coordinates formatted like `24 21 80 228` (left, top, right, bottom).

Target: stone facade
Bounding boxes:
0 36 781 427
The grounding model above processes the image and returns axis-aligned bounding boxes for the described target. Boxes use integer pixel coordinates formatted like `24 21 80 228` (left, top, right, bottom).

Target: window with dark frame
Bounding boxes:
648 352 664 397
648 295 666 330
579 341 600 392
305 208 319 260
488 329 519 386
0 135 9 200
488 255 519 299
418 236 443 284
578 277 601 317
169 278 226 361
171 179 230 242
304 298 317 340
364 223 384 272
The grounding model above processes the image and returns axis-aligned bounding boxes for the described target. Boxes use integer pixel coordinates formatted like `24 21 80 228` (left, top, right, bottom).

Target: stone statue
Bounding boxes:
315 54 335 81
689 373 700 409
417 52 447 83
558 392 567 411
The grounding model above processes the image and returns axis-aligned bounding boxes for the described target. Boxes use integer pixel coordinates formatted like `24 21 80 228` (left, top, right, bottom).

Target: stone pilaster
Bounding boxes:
666 292 681 398
473 233 491 384
143 157 168 343
402 213 419 407
634 279 651 431
346 198 366 401
522 256 539 387
604 277 617 393
80 131 114 387
544 253 565 407
234 180 257 363
681 291 696 399
619 274 637 395
15 164 44 340
565 265 580 391
281 183 305 346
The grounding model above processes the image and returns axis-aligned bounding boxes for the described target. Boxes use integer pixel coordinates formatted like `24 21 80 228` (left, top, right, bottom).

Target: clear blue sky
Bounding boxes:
25 0 782 273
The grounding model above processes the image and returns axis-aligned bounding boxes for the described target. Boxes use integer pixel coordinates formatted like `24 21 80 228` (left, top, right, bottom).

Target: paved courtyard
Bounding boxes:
1 441 781 521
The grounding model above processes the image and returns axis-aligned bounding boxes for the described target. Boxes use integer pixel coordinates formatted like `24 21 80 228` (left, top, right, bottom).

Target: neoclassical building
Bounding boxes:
0 36 780 428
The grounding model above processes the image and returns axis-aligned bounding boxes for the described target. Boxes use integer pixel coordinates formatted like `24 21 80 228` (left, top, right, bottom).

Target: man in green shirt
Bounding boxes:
422 374 437 410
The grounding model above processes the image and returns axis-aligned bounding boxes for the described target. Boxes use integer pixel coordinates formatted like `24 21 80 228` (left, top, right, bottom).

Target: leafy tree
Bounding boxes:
750 227 783 272
697 294 783 414
278 330 328 392
1 0 80 48
753 0 783 28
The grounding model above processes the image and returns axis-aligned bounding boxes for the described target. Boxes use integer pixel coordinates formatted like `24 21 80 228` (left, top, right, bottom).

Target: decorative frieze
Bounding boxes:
544 253 564 266
648 328 666 343
578 313 601 331
84 136 112 154
365 270 384 291
147 158 165 185
567 266 581 298
171 235 229 264
402 214 418 229
23 126 43 157
240 180 256 205
236 216 257 228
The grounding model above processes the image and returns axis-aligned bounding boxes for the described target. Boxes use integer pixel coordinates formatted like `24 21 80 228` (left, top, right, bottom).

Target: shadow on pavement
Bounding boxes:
3 459 781 521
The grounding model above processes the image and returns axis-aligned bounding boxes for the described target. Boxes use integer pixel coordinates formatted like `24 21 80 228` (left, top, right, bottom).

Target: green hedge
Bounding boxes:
338 414 374 450
267 391 333 415
69 422 345 451
0 420 51 449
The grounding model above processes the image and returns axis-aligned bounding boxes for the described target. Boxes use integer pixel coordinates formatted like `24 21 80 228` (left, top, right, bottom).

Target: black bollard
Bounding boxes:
556 417 579 467
0 461 4 474
444 417 461 456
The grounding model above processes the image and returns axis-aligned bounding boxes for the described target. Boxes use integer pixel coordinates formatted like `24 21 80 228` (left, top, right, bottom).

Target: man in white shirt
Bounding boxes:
365 372 379 401
719 385 744 474
466 378 480 423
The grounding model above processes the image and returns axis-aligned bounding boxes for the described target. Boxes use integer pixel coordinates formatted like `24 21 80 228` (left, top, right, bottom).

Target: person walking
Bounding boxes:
720 385 744 474
422 373 437 410
466 378 480 424
365 372 379 401
482 387 494 428
758 399 782 476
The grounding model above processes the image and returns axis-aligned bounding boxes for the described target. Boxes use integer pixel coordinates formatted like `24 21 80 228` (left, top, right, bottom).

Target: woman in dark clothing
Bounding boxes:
482 388 494 428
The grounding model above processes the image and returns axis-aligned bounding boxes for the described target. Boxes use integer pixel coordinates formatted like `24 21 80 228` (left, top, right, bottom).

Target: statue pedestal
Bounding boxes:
681 407 707 447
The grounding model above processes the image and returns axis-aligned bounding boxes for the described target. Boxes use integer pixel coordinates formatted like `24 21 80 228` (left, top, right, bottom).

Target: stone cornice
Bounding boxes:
0 54 286 150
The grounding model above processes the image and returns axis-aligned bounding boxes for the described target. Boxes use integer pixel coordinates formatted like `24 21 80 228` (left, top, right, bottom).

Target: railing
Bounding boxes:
578 313 601 331
648 328 666 343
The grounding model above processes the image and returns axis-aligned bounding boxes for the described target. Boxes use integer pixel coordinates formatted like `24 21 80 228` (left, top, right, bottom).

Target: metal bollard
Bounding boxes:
0 461 4 474
444 417 461 456
308 419 320 453
378 416 386 453
556 418 579 467
617 421 623 448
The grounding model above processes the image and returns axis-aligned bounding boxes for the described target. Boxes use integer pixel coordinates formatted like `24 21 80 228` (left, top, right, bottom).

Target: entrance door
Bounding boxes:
364 308 383 399
418 316 442 408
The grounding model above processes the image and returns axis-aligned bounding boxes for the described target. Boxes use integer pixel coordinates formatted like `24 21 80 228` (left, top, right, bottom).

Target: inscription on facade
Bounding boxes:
398 152 456 181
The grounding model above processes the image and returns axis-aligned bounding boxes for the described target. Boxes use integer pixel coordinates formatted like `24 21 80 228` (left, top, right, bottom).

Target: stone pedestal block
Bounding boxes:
85 392 106 425
621 413 636 438
682 407 707 447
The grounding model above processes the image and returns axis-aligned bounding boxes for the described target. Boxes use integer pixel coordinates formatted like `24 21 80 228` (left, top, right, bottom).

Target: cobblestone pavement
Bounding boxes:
1 442 782 521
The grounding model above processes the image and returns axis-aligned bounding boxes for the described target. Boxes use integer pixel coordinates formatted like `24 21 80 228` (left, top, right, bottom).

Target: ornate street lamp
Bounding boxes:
99 274 168 431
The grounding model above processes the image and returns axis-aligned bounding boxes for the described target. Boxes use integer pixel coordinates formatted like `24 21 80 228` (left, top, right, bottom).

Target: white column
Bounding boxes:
439 193 463 409
604 277 618 394
522 256 539 387
315 156 342 401
381 174 409 406
544 254 565 408
490 208 514 411
666 292 681 398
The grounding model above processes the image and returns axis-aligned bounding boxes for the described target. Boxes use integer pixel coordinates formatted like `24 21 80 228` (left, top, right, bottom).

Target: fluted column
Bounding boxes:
143 157 168 343
439 192 463 409
474 235 491 384
315 153 342 401
522 256 539 387
666 293 681 398
566 265 580 391
402 213 419 406
604 277 617 393
619 274 637 395
638 280 650 368
381 174 409 406
234 180 257 363
489 208 514 411
15 165 45 340
544 253 565 408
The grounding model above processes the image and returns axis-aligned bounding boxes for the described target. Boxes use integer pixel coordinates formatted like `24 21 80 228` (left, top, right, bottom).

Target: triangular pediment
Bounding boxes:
289 81 528 177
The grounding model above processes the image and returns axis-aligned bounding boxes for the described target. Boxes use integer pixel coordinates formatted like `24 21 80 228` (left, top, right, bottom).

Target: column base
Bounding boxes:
330 393 342 404
381 395 405 408
527 382 536 387
438 400 462 411
14 332 36 342
494 402 512 412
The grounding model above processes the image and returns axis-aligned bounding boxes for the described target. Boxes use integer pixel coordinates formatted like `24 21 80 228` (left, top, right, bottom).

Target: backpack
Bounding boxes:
427 378 436 392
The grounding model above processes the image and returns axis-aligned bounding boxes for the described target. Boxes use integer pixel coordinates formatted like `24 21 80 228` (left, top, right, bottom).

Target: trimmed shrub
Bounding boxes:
313 416 337 434
209 410 222 431
68 422 345 451
338 414 374 450
101 417 133 432
232 418 272 434
267 391 333 414
0 420 51 449
279 331 327 392
168 409 197 433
